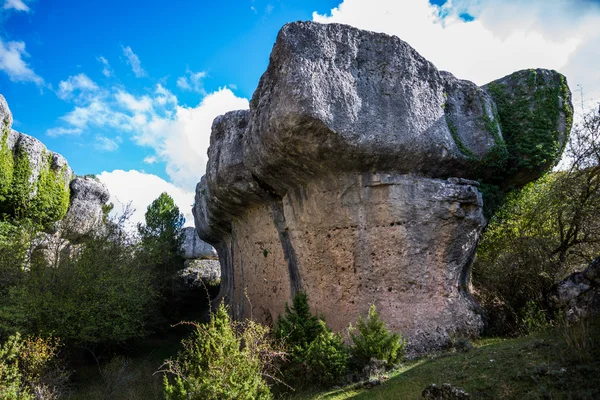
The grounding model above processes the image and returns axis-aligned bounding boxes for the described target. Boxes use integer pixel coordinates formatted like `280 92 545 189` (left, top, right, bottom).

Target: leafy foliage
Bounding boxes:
349 305 405 369
0 213 155 345
275 292 349 386
0 333 67 400
162 304 281 400
137 192 186 326
0 142 70 228
474 111 600 335
305 321 348 385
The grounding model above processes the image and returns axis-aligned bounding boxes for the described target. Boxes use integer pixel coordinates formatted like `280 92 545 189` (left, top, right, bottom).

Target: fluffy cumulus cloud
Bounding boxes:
97 170 196 228
0 38 43 85
122 46 147 78
51 83 248 191
313 0 600 112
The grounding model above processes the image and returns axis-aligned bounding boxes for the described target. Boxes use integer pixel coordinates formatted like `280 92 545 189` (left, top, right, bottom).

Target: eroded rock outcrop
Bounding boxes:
179 227 220 287
1 94 110 244
193 22 572 354
548 257 600 322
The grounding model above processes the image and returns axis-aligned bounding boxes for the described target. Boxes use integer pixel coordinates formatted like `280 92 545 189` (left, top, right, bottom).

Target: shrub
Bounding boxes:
275 292 348 386
473 111 600 335
305 321 348 385
0 333 67 400
349 305 405 369
520 301 549 334
0 333 30 399
0 212 155 345
162 304 282 400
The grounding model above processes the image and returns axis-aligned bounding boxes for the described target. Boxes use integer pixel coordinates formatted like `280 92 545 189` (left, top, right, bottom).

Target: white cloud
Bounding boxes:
54 83 248 191
176 76 191 90
115 90 153 112
97 56 112 77
46 127 83 137
57 73 98 100
130 87 249 190
97 169 196 228
313 0 600 111
3 0 29 12
122 46 146 78
0 38 43 85
176 69 207 93
143 155 158 164
95 135 121 152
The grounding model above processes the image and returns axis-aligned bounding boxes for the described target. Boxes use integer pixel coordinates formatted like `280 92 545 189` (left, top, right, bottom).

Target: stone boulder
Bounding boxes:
61 177 110 242
193 22 572 355
422 383 470 399
1 95 73 223
547 257 600 322
1 94 111 242
180 259 221 287
181 226 217 259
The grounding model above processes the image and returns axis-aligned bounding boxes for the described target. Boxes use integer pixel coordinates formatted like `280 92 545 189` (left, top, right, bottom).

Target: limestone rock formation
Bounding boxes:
1 94 110 242
180 259 221 287
193 22 572 354
181 226 217 259
61 177 110 241
547 257 600 322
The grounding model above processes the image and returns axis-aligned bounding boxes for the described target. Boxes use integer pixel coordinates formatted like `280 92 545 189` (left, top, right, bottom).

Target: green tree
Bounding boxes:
349 305 405 369
473 111 600 334
138 192 185 285
0 212 155 345
162 304 279 400
137 192 186 325
275 292 348 386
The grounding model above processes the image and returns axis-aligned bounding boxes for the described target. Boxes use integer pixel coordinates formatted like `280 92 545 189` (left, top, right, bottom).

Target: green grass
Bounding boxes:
289 318 600 400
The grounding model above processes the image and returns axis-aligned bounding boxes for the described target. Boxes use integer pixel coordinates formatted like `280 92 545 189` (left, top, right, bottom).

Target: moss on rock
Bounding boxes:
485 69 573 188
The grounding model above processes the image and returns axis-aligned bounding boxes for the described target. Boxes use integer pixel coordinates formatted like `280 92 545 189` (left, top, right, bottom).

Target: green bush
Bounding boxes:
162 304 280 400
0 333 31 399
473 112 600 335
0 333 67 400
305 321 348 385
275 292 349 386
349 305 405 369
0 214 155 345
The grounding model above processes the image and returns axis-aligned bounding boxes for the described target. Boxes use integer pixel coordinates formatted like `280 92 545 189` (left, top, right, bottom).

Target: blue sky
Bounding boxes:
1 0 600 225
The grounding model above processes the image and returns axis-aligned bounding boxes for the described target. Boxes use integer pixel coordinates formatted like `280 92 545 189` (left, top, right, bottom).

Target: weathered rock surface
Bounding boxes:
193 22 572 354
61 177 110 241
0 94 110 242
422 383 470 399
547 257 600 322
181 226 217 259
180 259 221 287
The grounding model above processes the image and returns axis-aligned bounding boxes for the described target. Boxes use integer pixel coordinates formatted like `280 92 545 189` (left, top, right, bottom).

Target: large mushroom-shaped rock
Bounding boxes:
193 22 572 355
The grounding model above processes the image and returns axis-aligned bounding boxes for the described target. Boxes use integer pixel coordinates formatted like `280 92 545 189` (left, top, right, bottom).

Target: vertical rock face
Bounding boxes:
193 22 572 354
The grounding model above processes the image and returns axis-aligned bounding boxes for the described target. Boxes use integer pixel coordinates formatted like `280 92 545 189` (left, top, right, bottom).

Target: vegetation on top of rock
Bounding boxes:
484 69 573 188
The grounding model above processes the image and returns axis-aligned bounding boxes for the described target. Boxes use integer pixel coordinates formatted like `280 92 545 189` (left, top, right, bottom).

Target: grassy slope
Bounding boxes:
292 318 600 400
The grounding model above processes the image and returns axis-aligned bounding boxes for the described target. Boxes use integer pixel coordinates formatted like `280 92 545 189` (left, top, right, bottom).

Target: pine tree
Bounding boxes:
349 305 405 368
